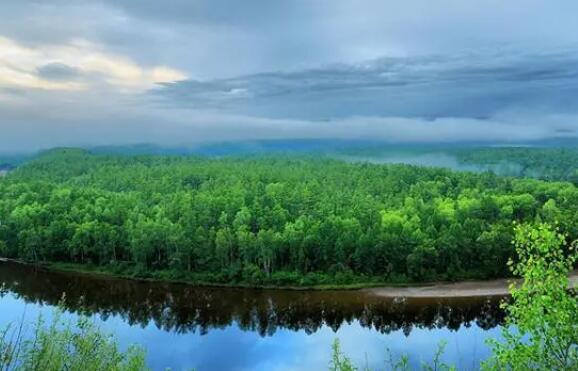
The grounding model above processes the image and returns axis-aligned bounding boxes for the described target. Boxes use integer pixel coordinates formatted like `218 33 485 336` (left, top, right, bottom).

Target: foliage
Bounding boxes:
329 339 455 371
482 223 578 370
0 307 148 371
330 339 359 371
1 149 578 286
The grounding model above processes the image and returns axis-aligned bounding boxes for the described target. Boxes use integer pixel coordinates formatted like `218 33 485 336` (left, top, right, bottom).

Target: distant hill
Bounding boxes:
87 137 578 157
88 140 389 156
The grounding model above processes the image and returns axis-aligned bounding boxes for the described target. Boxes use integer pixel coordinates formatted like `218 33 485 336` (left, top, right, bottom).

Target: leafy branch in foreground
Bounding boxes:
0 305 148 371
482 223 578 370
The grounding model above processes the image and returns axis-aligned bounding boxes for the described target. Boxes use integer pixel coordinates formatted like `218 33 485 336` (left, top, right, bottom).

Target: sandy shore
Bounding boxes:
364 271 578 298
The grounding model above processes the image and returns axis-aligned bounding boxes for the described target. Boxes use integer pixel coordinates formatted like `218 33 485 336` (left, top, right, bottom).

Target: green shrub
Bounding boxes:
0 307 148 371
482 223 578 370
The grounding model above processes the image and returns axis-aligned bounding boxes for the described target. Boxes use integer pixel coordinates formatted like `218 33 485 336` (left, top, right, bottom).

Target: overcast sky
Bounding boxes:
1 0 578 152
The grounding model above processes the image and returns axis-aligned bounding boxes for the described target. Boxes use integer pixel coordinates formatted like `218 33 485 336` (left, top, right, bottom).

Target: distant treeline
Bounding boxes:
0 148 577 286
453 147 578 184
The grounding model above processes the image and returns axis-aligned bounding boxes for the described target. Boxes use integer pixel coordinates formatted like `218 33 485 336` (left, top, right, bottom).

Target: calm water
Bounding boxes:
0 262 506 370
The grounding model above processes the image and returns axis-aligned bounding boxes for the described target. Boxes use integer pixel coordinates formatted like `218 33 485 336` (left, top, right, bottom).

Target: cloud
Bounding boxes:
5 0 578 80
154 50 578 120
1 85 576 153
1 0 578 152
0 36 186 92
37 62 81 81
2 46 578 153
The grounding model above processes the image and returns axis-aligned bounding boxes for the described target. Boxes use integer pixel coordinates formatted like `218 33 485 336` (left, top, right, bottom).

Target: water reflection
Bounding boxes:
0 261 505 337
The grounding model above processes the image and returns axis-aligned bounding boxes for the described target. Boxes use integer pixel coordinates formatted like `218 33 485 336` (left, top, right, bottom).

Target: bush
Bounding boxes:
0 307 148 371
269 271 301 286
482 223 578 370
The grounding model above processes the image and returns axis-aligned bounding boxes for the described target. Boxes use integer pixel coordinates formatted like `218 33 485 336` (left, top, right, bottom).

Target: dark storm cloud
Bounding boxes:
154 50 578 120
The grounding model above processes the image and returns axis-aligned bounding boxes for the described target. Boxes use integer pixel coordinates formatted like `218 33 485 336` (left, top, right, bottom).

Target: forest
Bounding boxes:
453 147 578 184
0 147 577 286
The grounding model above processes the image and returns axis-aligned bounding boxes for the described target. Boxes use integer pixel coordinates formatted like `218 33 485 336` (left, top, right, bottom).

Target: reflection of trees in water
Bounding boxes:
0 262 505 337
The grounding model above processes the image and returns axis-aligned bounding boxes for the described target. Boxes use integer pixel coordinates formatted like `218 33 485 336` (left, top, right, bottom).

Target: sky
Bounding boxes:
1 0 578 152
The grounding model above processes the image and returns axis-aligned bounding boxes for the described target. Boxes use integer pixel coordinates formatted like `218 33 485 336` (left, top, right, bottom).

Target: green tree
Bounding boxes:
3 149 578 286
483 223 578 370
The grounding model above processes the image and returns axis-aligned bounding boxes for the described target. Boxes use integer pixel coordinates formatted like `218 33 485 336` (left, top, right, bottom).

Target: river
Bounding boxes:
0 261 505 370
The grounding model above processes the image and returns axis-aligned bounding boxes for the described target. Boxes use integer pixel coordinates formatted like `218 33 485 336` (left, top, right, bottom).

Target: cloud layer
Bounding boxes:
155 50 578 121
1 1 578 152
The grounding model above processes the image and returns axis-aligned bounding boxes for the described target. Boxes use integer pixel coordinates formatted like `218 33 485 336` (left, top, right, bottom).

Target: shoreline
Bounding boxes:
1 258 576 297
0 258 397 291
365 271 578 298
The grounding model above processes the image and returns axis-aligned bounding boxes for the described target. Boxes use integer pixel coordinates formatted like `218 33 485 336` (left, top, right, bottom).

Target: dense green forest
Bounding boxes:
0 148 577 286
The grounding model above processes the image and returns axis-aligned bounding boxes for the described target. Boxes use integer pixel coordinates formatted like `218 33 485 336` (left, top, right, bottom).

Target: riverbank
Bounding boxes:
2 258 576 297
365 271 578 298
0 258 393 291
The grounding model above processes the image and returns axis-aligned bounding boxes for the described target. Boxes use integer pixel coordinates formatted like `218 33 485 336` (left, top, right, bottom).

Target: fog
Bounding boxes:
339 152 525 175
